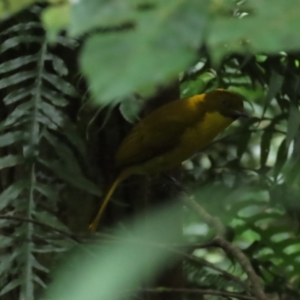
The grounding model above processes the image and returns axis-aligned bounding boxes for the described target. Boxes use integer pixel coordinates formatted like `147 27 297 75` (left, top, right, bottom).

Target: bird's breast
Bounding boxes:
180 111 233 154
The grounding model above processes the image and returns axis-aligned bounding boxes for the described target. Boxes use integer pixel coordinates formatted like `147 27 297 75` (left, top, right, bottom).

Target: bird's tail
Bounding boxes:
89 169 132 232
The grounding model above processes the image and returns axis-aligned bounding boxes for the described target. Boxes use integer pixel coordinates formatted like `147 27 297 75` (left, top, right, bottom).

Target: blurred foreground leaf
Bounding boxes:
0 0 38 19
80 1 208 105
45 203 183 300
209 0 300 61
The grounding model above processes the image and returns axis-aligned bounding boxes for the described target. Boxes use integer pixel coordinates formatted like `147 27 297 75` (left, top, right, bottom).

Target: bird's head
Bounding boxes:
204 89 249 120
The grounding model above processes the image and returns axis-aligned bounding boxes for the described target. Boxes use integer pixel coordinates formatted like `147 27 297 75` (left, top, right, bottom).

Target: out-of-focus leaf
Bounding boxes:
70 0 134 37
119 95 144 123
0 179 29 211
209 0 300 61
34 210 68 231
237 130 251 159
0 155 24 169
39 158 101 196
80 1 208 105
0 0 37 19
263 71 284 116
181 70 215 98
42 3 70 41
273 139 288 179
45 203 183 300
260 128 273 167
43 131 82 175
0 252 19 276
286 101 300 148
34 183 58 203
47 53 68 76
33 274 47 288
0 131 24 147
0 278 21 296
39 105 87 158
0 36 43 55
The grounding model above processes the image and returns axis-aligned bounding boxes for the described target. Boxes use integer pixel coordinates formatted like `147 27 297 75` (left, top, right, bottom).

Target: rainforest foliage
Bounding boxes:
0 1 300 300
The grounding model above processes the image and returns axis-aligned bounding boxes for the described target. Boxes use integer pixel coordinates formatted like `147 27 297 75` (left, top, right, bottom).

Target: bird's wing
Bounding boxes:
115 116 190 168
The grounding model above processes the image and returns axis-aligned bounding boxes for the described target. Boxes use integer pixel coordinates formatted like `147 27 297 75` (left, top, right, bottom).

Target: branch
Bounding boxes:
0 215 81 242
136 287 256 300
182 196 270 300
182 195 226 237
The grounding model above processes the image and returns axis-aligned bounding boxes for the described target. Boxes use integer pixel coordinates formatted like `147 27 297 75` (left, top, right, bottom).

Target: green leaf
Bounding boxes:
208 0 300 61
0 278 21 296
0 179 29 211
0 55 37 74
0 71 36 89
39 102 67 127
0 155 24 169
0 0 38 19
80 0 208 105
39 158 101 197
34 183 59 203
1 102 31 129
263 71 284 116
273 139 288 179
42 71 78 97
42 87 69 107
45 203 183 300
0 131 24 147
34 210 68 232
0 22 41 36
47 53 69 77
70 0 134 37
119 95 143 123
0 36 43 55
181 70 216 98
33 274 47 288
42 3 70 42
237 130 251 159
43 131 82 175
3 87 32 105
260 128 273 167
0 252 19 276
286 101 300 148
39 103 87 157
32 255 49 273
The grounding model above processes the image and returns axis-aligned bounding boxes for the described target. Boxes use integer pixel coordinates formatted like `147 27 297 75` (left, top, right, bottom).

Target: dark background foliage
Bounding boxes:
0 1 300 300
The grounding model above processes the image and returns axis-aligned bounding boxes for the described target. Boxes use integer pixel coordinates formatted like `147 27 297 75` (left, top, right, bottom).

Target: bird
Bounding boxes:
89 89 248 232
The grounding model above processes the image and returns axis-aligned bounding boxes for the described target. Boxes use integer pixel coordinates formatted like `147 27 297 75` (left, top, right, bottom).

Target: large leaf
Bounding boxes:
70 0 134 37
45 203 183 300
0 0 38 19
209 0 300 61
80 0 208 105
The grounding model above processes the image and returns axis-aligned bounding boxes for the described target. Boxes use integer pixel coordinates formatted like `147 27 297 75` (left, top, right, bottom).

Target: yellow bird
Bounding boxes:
89 89 248 232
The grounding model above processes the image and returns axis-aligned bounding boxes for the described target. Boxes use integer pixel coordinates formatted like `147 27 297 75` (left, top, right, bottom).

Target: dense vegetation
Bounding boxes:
0 1 300 300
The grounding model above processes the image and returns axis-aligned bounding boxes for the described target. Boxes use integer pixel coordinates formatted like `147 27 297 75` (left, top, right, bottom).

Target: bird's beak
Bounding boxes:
231 109 249 119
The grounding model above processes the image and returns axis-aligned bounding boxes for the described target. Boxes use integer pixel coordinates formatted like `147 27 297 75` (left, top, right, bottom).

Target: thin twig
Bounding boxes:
0 215 81 242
